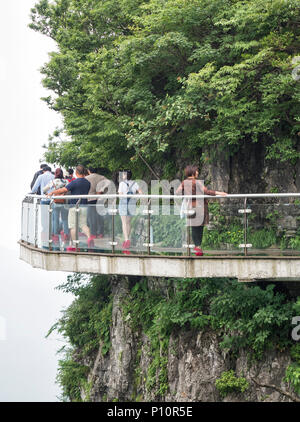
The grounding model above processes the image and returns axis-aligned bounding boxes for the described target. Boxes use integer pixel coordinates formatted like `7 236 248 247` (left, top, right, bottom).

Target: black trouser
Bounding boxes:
191 225 204 247
87 200 104 236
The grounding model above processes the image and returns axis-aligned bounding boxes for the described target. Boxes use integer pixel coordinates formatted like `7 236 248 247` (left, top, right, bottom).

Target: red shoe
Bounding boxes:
52 234 59 243
89 235 97 240
122 250 131 255
88 237 95 249
193 247 203 256
66 246 76 252
60 231 69 242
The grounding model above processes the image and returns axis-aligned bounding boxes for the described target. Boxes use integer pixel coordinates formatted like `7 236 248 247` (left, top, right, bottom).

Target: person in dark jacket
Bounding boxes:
30 164 48 195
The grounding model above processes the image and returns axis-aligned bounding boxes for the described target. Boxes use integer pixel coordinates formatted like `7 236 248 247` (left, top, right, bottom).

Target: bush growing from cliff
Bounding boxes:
215 370 249 398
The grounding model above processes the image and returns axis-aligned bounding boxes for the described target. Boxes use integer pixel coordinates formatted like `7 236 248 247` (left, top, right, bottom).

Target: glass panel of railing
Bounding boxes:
27 201 35 245
37 200 51 249
113 199 148 254
21 200 28 242
48 202 72 251
201 199 245 255
245 199 300 256
151 205 186 255
83 203 112 252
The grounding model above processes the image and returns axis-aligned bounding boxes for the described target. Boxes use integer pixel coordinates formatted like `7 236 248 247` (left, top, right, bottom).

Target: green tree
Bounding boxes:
30 0 300 177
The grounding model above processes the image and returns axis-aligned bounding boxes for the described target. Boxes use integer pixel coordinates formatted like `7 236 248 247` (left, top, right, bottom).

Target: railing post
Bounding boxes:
26 200 30 244
112 211 115 254
186 225 191 256
142 199 153 254
21 200 25 242
34 198 39 248
147 199 151 255
238 198 252 256
108 195 118 254
244 198 247 256
75 199 81 252
48 200 54 251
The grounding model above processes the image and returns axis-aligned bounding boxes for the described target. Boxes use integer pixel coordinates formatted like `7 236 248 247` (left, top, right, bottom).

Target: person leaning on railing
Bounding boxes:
47 165 94 252
176 165 227 256
43 168 69 246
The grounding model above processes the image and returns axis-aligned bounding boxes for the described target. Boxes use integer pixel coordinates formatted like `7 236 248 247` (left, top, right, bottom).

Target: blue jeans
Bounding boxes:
52 204 69 235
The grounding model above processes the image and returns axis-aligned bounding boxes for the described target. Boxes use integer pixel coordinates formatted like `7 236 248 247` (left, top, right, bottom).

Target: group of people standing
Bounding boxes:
29 163 227 256
30 164 107 252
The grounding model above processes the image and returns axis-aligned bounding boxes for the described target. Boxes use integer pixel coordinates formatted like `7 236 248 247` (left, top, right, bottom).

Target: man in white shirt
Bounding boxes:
31 166 54 247
31 166 54 198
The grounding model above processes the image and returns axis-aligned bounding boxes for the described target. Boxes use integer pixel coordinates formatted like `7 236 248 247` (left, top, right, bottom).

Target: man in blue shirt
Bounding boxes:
48 165 93 251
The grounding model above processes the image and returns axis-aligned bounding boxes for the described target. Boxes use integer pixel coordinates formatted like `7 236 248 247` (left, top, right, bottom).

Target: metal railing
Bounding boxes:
20 193 300 257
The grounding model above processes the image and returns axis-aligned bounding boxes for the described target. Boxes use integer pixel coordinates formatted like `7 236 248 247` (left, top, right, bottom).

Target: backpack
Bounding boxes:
126 181 135 204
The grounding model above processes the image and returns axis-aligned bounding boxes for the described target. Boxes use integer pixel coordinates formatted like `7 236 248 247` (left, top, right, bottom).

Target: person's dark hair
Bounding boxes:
76 165 86 176
40 163 47 169
54 168 63 179
88 167 98 174
120 169 132 180
67 168 74 175
43 165 52 172
184 165 198 178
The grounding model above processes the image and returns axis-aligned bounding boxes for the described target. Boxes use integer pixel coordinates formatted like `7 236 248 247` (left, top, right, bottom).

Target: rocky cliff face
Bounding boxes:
81 277 298 403
201 143 300 194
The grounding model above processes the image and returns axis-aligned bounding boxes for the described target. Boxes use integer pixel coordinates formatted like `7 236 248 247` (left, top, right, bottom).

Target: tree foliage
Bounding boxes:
30 0 300 176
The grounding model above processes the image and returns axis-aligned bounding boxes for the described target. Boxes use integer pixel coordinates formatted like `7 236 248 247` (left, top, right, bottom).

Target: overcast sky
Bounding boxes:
0 1 74 401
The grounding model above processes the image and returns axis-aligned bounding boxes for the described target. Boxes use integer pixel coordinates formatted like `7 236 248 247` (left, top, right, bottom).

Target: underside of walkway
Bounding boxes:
19 241 300 282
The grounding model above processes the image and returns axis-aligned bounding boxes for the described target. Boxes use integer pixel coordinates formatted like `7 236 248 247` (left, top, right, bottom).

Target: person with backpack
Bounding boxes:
118 169 142 252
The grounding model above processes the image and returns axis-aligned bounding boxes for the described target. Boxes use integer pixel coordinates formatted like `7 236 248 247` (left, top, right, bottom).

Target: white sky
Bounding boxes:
0 1 74 401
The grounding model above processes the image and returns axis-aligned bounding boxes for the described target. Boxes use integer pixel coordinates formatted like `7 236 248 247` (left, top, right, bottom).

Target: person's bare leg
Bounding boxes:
121 216 129 241
82 225 91 239
127 216 131 238
70 228 76 242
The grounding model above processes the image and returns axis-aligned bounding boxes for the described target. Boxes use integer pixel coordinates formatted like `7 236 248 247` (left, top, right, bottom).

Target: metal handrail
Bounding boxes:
25 193 300 200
